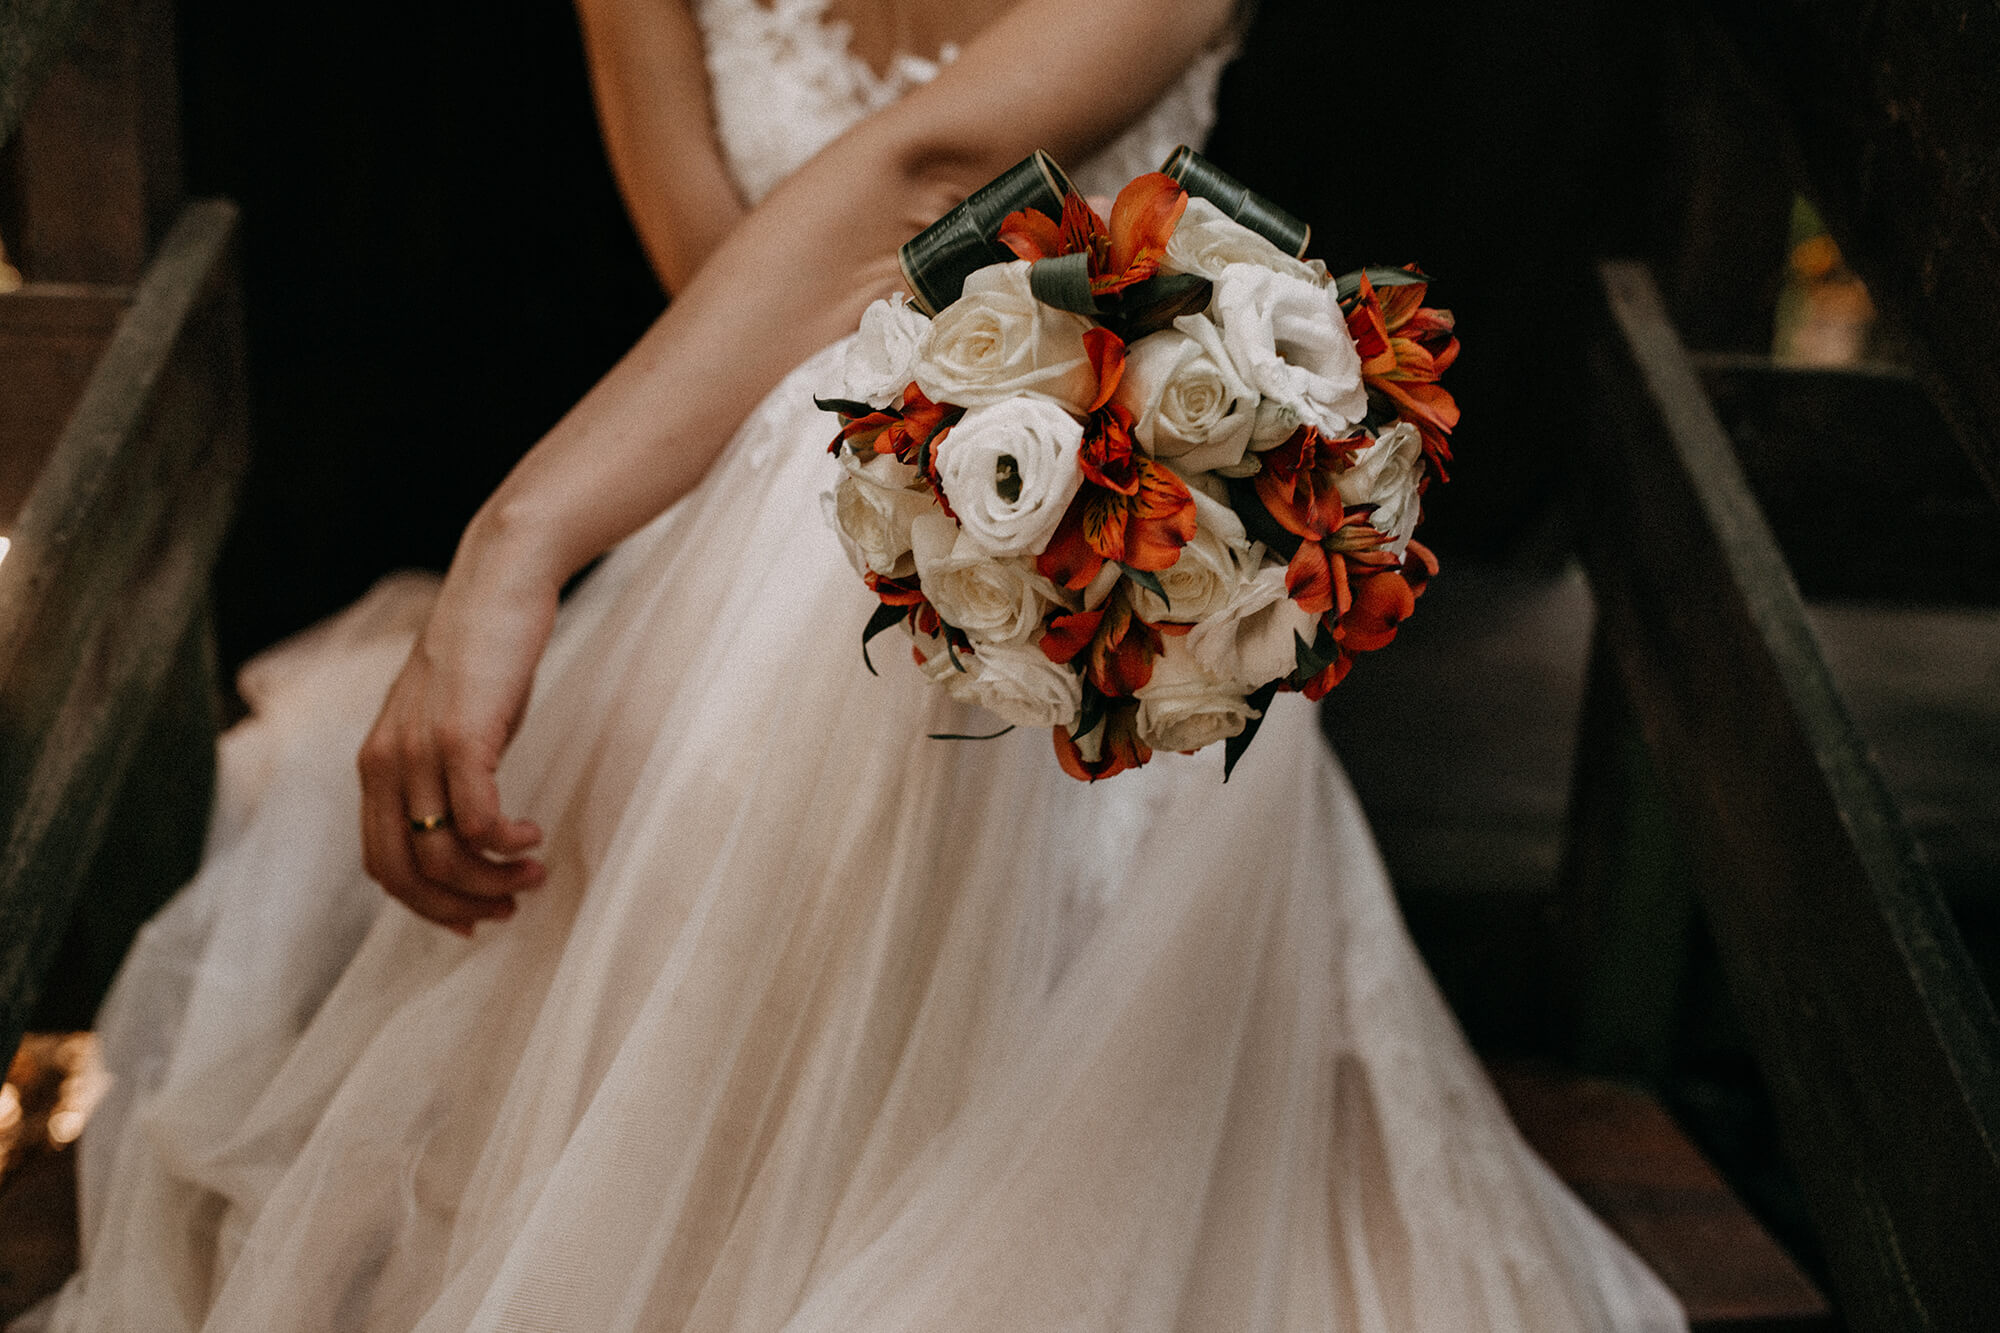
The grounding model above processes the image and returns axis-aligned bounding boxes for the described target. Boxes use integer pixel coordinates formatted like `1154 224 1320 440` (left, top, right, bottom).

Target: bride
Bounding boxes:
24 0 1685 1328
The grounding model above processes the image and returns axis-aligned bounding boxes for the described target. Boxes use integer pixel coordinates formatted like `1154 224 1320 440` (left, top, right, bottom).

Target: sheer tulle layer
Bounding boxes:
25 342 1682 1332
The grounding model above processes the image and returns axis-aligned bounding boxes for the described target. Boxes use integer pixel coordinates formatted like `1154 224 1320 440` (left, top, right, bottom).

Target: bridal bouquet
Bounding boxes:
820 148 1458 780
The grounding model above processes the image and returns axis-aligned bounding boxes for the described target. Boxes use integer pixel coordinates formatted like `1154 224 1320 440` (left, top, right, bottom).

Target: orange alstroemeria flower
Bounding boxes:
1039 592 1162 697
1037 405 1199 591
833 383 958 463
1253 425 1368 542
1296 646 1353 702
1253 425 1392 618
1340 568 1417 653
1053 699 1152 782
999 173 1189 297
1296 539 1439 700
864 570 942 638
828 383 964 515
1345 269 1460 474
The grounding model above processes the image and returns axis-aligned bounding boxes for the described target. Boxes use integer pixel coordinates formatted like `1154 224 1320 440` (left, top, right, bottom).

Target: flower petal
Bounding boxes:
1340 569 1417 651
1083 327 1127 412
1099 173 1188 294
1040 608 1103 664
1037 495 1109 591
1286 541 1335 617
998 207 1065 263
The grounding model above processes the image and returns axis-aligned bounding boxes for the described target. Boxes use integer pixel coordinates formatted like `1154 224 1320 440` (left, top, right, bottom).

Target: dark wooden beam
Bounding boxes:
0 0 100 151
1579 260 2000 1330
0 200 247 1066
2 0 179 283
1702 0 2000 504
1692 356 2000 606
0 283 128 523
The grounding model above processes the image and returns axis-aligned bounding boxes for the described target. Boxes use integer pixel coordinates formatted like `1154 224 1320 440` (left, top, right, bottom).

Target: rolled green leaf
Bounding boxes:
1029 252 1098 315
899 149 1077 315
1103 271 1211 341
1159 145 1311 259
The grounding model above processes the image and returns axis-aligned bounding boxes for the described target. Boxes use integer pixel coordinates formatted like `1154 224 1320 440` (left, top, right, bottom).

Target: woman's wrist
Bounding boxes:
454 493 579 604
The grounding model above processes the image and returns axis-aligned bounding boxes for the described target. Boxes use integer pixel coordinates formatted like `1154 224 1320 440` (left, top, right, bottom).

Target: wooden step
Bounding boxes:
1491 1061 1831 1330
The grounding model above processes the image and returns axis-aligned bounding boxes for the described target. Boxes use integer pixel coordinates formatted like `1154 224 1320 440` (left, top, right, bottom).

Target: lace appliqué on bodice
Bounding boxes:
695 0 1230 206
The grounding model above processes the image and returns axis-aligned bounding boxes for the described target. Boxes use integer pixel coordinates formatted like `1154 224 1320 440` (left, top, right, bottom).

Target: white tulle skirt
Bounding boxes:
22 340 1683 1332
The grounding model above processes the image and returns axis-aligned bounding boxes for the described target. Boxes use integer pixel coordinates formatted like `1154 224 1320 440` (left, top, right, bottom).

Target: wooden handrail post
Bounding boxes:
1579 257 2000 1329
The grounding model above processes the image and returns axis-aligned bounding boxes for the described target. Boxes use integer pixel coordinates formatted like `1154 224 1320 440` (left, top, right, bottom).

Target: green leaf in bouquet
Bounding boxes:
813 395 877 419
1102 272 1211 342
927 725 1018 741
1361 393 1402 434
1075 680 1108 746
1120 564 1170 612
945 634 969 673
1029 252 1100 316
1291 623 1339 687
1334 265 1431 302
1159 147 1312 259
861 601 908 677
1224 473 1304 561
898 150 1077 315
1223 679 1283 782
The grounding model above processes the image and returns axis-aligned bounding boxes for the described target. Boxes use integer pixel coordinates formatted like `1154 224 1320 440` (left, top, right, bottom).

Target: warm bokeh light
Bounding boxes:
0 535 12 568
0 1033 109 1188
1772 198 1881 368
0 229 21 293
47 1109 86 1145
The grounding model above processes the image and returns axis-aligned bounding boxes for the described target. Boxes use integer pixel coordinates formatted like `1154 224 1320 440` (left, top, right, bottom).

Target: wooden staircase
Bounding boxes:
0 0 244 1063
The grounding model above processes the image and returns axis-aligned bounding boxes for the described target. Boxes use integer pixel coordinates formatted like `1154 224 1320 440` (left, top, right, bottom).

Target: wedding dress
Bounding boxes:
22 2 1687 1328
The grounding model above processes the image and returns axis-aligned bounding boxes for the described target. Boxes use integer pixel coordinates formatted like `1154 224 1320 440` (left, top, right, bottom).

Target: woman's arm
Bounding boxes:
360 0 1239 928
575 0 746 293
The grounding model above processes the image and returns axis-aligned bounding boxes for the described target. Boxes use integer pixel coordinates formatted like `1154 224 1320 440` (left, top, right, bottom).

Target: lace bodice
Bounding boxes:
694 0 1231 205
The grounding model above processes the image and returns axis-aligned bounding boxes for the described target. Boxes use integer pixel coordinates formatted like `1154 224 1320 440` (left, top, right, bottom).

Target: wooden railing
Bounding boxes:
0 0 247 1062
1565 2 2000 1326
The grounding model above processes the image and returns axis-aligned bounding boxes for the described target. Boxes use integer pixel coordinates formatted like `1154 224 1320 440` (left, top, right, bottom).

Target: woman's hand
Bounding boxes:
357 513 563 933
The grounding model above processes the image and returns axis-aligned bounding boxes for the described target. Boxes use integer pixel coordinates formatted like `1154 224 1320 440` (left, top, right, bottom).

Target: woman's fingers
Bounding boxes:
399 728 546 898
357 682 544 933
437 727 542 857
359 771 508 935
410 825 547 902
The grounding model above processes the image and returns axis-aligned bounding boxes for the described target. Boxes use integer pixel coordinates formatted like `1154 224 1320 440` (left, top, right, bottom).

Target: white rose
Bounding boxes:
839 294 930 408
929 398 1085 558
1208 262 1368 447
1163 197 1319 284
1113 319 1260 475
946 641 1083 729
1130 485 1251 623
825 452 933 579
909 511 1068 646
1184 563 1319 687
1134 638 1260 753
913 261 1099 414
1335 421 1425 555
